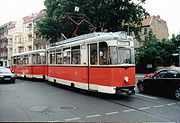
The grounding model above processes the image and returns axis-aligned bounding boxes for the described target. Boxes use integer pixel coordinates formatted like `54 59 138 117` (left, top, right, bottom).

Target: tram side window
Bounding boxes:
63 48 70 64
32 54 36 64
41 54 46 64
37 54 41 64
71 46 80 64
0 61 3 66
50 51 56 64
90 43 97 65
99 42 108 65
17 57 21 65
23 55 29 65
56 50 63 64
109 47 118 65
13 57 17 65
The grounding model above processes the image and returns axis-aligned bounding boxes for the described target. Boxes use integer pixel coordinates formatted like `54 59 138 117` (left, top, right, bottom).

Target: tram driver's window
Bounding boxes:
90 43 97 65
118 48 131 64
99 42 108 65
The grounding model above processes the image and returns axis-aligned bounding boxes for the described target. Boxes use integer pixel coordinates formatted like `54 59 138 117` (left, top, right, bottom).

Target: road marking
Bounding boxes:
153 105 165 108
167 103 176 106
65 117 80 121
105 111 119 115
138 107 150 110
123 109 136 112
86 114 101 118
136 94 158 99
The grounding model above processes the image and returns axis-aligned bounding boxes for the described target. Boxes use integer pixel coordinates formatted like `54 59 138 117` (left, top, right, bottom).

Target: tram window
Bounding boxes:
0 61 3 66
17 57 21 65
37 54 41 64
13 57 17 65
90 43 98 65
32 54 36 64
24 55 29 64
56 51 63 64
41 55 46 64
99 42 108 65
109 47 118 65
71 46 80 64
118 48 131 64
50 51 56 64
63 48 70 64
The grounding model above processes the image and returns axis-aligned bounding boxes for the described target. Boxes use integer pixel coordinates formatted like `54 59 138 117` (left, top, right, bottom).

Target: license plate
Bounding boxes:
4 78 11 80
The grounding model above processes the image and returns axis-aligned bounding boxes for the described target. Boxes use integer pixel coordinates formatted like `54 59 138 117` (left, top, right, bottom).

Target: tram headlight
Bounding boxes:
124 76 129 83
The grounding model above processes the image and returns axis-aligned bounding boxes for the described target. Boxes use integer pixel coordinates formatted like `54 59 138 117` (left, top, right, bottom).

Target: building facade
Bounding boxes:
134 15 169 48
33 9 48 50
0 23 10 60
7 21 16 65
3 9 48 65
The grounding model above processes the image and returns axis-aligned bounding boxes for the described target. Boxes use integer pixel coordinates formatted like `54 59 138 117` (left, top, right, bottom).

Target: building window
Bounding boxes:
144 28 148 34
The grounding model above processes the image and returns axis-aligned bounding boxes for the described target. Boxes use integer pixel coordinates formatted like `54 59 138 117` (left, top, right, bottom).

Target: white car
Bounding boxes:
0 67 16 83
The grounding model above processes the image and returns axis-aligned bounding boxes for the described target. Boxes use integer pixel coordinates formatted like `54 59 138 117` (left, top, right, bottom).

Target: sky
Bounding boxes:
0 0 179 37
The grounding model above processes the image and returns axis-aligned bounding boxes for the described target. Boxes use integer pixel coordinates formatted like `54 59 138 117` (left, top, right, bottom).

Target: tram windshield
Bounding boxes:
109 46 134 65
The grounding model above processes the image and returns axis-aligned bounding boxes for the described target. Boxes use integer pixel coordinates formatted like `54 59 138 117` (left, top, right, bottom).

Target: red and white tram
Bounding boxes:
11 49 47 79
11 31 136 95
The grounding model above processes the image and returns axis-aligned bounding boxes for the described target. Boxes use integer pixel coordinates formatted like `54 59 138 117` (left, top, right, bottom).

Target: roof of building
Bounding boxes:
34 9 46 21
141 17 152 27
23 12 39 24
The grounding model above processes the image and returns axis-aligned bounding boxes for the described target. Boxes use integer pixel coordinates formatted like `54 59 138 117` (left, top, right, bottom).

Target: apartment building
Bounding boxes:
8 9 48 54
33 9 48 50
12 13 37 54
7 21 16 64
134 15 169 48
0 23 10 60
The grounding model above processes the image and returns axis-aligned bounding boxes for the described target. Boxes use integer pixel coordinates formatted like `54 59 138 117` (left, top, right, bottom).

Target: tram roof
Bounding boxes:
47 31 131 49
12 49 45 56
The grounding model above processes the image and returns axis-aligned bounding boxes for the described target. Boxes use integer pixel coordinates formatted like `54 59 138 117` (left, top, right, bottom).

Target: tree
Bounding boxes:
136 32 178 73
37 0 149 43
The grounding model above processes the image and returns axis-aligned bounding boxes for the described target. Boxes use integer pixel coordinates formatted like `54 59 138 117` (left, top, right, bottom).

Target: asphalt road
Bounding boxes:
0 78 180 122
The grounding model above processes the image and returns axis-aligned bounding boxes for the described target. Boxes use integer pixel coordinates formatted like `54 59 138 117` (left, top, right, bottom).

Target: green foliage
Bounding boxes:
37 0 149 43
136 32 179 72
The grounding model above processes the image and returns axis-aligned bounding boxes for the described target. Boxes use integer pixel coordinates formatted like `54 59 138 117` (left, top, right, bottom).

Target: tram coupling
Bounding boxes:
116 86 135 96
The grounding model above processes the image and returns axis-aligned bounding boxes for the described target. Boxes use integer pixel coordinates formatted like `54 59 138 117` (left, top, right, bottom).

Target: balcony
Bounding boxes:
17 42 24 48
25 41 32 47
7 45 12 49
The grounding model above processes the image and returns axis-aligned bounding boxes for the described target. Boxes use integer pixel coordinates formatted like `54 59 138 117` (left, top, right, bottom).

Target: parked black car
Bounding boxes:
137 67 180 100
0 67 16 83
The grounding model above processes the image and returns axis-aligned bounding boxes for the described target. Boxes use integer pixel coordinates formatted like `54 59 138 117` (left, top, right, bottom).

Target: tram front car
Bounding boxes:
91 32 136 96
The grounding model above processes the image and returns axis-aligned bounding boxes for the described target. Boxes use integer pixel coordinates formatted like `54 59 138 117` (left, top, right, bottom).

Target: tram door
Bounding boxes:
88 42 109 91
88 43 98 91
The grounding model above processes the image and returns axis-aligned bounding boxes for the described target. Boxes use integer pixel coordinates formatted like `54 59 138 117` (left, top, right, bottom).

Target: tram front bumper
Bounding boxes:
115 86 135 95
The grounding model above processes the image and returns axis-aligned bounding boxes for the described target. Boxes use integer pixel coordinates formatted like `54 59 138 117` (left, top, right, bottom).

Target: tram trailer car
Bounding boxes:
11 31 136 95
